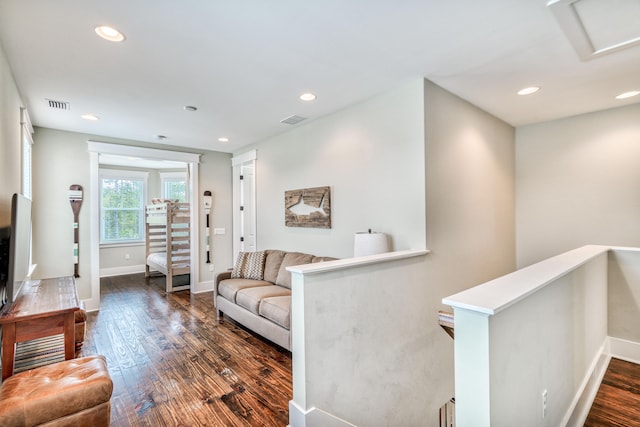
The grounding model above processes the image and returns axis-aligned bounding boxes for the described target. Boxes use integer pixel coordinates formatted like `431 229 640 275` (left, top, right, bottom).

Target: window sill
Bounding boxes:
100 242 145 249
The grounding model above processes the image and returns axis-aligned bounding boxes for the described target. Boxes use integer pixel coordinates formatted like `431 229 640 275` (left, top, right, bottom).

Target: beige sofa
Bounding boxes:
214 249 336 351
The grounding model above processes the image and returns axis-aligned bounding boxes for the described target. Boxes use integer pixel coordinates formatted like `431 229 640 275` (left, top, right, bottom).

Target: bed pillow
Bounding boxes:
231 251 266 280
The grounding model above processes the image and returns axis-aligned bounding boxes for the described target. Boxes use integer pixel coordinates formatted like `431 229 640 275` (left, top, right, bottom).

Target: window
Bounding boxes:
100 170 148 244
160 171 188 202
20 108 34 199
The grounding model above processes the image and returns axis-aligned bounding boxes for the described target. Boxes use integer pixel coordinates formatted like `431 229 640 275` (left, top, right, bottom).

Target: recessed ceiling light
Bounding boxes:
184 105 198 112
616 90 640 99
94 25 126 42
517 86 540 96
300 93 317 101
218 137 229 143
81 114 99 121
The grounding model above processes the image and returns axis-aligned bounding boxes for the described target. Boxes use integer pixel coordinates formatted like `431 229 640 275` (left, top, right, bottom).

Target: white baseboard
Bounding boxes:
288 401 356 427
563 340 610 427
564 336 640 426
99 264 146 277
608 336 640 364
192 280 214 294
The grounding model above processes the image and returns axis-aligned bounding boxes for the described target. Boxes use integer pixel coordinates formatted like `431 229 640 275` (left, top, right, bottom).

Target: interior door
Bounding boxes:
232 151 257 262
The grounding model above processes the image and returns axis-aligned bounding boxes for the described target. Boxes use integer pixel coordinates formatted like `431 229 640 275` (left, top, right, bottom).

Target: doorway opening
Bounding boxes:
87 141 200 310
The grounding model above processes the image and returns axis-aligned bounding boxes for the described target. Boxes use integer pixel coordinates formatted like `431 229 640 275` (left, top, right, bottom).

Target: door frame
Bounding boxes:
232 150 257 263
86 141 201 311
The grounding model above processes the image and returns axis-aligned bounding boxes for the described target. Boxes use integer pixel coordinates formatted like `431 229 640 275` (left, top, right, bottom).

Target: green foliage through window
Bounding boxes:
164 179 186 202
100 176 145 243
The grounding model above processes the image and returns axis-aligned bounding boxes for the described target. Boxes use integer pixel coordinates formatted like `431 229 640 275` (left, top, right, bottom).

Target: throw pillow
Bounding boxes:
231 251 266 280
275 252 314 289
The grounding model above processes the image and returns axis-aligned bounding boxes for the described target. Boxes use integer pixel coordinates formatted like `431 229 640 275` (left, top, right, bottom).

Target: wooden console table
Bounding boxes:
0 276 80 380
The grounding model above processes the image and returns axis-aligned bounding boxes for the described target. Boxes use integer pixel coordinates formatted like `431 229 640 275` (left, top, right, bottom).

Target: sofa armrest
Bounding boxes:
214 270 232 297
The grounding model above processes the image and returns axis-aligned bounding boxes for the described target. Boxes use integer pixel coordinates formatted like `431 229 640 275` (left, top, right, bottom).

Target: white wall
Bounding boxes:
0 41 23 226
425 80 516 298
236 79 427 258
32 127 232 301
239 78 516 425
608 248 640 343
198 150 234 283
516 104 640 267
32 128 93 298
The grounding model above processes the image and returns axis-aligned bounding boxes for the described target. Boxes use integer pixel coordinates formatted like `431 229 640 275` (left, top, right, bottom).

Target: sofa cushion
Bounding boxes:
218 278 272 303
275 252 314 289
259 296 291 330
231 251 266 280
236 285 291 315
263 250 286 284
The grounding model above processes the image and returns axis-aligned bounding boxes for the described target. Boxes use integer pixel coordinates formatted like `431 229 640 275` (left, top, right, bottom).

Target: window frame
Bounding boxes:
160 171 189 202
99 169 148 246
20 108 34 200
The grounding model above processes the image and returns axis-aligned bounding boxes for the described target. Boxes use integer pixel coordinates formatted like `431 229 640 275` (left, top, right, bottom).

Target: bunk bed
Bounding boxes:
145 200 191 292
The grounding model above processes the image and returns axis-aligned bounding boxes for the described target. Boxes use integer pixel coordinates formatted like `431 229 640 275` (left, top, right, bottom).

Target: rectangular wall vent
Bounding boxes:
46 99 70 110
280 115 307 125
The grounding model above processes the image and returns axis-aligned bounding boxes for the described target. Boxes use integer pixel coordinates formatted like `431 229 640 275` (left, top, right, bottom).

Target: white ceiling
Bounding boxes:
0 0 639 154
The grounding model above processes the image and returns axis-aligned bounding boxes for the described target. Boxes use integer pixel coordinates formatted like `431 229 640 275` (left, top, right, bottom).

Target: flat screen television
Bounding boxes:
0 193 32 309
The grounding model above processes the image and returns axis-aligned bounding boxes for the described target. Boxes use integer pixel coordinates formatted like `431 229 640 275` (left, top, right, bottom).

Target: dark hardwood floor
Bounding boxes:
77 273 292 426
585 357 640 426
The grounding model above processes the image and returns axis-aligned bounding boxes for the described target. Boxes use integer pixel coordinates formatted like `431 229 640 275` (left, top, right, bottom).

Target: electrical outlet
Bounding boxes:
209 263 215 272
213 228 225 235
542 389 548 418
124 253 130 260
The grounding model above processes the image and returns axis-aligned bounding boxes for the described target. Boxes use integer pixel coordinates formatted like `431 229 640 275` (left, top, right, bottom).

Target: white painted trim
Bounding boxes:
562 337 640 426
563 339 610 427
608 336 640 364
192 279 214 294
86 151 101 311
231 151 257 261
190 162 201 292
87 141 201 164
443 245 610 315
87 142 201 306
286 249 429 275
231 149 257 166
547 0 640 60
288 401 356 427
100 264 146 277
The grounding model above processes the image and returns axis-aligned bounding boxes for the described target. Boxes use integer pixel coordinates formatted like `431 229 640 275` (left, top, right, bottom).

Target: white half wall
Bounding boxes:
445 246 610 427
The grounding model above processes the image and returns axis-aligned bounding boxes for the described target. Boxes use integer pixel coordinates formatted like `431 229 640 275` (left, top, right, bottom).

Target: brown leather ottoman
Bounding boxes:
0 355 113 427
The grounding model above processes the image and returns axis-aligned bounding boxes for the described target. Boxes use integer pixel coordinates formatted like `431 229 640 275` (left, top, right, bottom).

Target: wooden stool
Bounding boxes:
75 302 87 349
0 355 113 427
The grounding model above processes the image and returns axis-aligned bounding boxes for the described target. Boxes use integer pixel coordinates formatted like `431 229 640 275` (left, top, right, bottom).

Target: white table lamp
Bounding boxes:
354 229 389 257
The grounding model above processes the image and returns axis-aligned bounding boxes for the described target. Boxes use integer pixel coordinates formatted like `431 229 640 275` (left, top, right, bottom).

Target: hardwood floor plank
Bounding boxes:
77 273 292 426
585 358 640 426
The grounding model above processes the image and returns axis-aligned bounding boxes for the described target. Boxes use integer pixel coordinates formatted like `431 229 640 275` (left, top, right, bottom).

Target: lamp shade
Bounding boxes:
354 231 389 257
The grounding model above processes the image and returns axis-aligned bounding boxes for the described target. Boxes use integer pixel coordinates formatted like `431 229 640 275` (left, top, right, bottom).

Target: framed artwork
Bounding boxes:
285 186 331 228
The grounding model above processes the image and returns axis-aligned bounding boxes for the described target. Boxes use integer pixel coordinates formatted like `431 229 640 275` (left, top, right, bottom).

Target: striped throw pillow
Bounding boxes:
231 251 266 280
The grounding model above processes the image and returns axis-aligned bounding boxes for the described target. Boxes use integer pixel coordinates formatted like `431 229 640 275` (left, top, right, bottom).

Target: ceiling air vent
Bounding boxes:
280 115 307 125
46 99 70 110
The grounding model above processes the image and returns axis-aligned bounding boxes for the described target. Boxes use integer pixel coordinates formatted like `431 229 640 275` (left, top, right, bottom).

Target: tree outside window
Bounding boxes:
100 170 147 244
160 171 188 202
